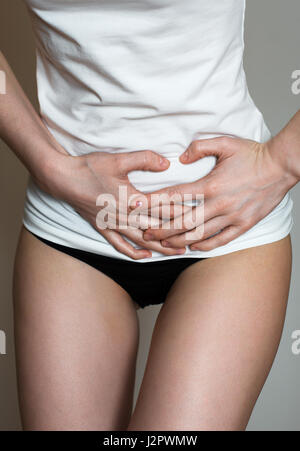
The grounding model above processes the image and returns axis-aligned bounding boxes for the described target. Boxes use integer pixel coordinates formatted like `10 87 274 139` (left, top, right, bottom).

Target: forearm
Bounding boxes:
268 109 300 185
0 51 68 194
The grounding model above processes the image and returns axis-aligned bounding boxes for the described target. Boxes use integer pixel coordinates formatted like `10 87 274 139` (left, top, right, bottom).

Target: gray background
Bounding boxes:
0 0 299 431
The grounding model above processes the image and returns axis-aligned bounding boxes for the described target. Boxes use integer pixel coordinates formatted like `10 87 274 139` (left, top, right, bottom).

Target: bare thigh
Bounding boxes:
128 235 292 431
13 226 140 431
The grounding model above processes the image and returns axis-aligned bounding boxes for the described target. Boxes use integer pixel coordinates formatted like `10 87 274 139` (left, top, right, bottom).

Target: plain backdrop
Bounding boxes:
0 0 299 431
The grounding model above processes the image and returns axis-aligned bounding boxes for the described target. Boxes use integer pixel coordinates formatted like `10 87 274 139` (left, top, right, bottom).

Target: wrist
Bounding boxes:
266 133 300 189
31 147 75 199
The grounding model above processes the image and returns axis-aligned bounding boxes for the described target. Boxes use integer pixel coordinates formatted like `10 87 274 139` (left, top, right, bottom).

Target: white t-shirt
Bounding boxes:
22 0 293 261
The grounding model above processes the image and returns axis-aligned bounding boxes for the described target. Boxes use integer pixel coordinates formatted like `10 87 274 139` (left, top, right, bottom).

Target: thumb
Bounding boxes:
179 137 231 164
118 150 170 174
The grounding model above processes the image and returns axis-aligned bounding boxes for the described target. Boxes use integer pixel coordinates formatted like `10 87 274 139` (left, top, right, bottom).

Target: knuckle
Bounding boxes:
206 181 219 196
162 248 176 255
167 187 183 202
227 210 240 224
236 210 253 230
183 216 195 230
114 154 125 174
154 231 165 241
113 243 124 254
167 187 177 197
219 136 231 148
131 236 141 246
225 235 235 245
217 195 234 212
221 136 237 149
240 220 252 232
190 140 200 153
214 197 228 211
202 228 213 241
217 234 231 246
143 150 154 167
200 241 215 251
130 250 143 260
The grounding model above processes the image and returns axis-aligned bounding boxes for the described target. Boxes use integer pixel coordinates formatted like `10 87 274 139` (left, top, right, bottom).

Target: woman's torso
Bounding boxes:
24 0 270 190
22 0 293 261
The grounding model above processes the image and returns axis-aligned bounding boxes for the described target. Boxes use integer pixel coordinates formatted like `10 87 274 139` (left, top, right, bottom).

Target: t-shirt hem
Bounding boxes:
22 213 294 263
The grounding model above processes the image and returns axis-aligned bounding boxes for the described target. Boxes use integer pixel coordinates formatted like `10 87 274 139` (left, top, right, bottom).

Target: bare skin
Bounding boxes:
14 226 291 431
13 226 140 431
0 51 185 261
128 234 292 431
1 11 300 431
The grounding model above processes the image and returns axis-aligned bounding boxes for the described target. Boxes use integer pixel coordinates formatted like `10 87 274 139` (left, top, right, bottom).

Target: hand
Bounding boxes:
37 149 186 259
130 136 296 251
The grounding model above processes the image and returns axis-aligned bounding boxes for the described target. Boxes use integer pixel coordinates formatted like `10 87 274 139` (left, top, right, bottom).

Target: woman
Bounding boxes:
1 0 299 430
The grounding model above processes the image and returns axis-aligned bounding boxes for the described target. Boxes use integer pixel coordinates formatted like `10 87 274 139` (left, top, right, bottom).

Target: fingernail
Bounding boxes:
176 248 186 254
160 157 169 167
141 249 152 256
131 200 143 209
181 151 189 162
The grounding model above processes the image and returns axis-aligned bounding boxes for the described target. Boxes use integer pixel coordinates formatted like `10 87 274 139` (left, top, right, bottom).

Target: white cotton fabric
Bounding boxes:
22 0 293 261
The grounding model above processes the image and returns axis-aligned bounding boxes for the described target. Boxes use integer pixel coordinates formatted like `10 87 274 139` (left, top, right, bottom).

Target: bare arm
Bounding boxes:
133 112 300 250
0 50 68 195
0 51 186 259
268 109 300 182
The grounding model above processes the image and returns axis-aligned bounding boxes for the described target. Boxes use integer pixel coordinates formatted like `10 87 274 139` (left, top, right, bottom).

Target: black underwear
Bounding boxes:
28 230 205 309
